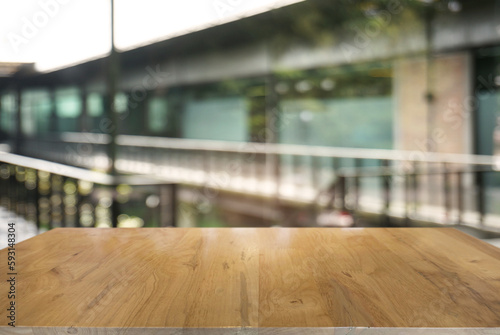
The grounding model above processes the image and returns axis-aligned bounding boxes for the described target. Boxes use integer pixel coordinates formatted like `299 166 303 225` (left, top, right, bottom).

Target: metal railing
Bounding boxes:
0 150 177 231
12 132 500 232
325 164 496 230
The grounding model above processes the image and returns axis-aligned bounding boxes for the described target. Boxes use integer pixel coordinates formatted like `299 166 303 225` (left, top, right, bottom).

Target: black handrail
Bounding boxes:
0 152 177 231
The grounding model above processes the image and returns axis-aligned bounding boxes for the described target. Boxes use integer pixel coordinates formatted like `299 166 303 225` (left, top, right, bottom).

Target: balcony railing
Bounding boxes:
6 132 500 232
0 150 177 232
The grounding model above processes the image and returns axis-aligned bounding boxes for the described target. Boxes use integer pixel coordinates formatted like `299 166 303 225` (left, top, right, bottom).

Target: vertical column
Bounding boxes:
143 95 151 136
353 158 361 211
337 175 347 212
477 172 485 226
48 87 57 133
404 164 411 226
443 163 451 222
168 88 184 138
158 184 168 227
457 171 464 224
111 190 119 228
34 170 40 232
106 0 120 175
381 159 391 225
0 91 3 137
80 85 88 132
170 184 177 227
105 0 121 227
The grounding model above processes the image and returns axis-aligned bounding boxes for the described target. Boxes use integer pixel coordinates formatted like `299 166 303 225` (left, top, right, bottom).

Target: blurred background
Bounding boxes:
1 0 500 245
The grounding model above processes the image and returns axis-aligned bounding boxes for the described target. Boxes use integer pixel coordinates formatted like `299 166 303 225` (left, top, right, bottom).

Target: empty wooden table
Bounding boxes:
1 227 500 334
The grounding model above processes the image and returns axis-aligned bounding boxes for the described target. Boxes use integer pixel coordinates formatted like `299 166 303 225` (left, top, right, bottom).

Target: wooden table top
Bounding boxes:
1 227 500 334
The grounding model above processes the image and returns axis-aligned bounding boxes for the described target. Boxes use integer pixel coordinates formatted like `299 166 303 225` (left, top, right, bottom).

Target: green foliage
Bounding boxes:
238 0 469 53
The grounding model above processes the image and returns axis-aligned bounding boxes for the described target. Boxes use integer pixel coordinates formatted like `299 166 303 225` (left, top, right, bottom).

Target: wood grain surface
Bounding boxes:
0 227 500 334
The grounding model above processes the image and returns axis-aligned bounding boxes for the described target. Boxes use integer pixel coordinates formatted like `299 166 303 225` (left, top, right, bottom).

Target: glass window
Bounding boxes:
0 92 16 137
21 89 52 136
115 92 128 114
33 90 52 135
87 92 105 132
87 93 104 117
148 97 169 134
475 46 500 215
180 79 266 142
277 63 393 149
55 87 82 132
183 96 248 142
